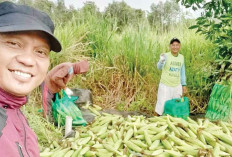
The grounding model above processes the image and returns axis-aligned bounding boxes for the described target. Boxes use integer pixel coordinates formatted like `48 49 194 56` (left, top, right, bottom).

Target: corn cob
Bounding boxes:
97 126 108 136
114 139 122 150
88 106 101 116
51 148 70 157
218 141 232 155
124 140 142 153
177 127 190 137
201 130 216 142
135 134 145 140
161 139 172 150
176 146 198 156
164 149 183 156
77 136 91 145
92 143 104 149
167 116 180 136
124 128 134 141
131 139 147 148
151 149 164 155
212 132 232 146
187 128 197 138
103 143 122 155
187 117 198 125
96 148 114 157
168 133 190 146
79 146 90 156
219 151 230 156
213 143 220 157
219 121 231 136
63 150 74 157
85 150 96 157
144 130 152 146
93 104 102 111
151 131 166 142
149 140 160 151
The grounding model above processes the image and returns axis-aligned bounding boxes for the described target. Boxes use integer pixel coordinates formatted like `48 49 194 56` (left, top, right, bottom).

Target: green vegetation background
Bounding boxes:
1 0 219 148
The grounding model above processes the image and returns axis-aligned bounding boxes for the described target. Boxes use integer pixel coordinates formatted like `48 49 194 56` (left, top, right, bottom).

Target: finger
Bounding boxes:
48 82 62 93
49 63 69 76
73 60 89 74
54 78 66 89
52 87 62 94
63 74 73 84
51 65 71 82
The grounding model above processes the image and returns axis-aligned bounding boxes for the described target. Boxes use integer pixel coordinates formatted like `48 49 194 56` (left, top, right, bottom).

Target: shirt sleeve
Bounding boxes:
40 82 55 118
157 54 167 70
180 62 187 86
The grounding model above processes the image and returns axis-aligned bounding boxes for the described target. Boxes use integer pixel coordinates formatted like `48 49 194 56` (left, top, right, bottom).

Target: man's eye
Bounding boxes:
36 50 49 57
37 50 45 55
6 41 19 46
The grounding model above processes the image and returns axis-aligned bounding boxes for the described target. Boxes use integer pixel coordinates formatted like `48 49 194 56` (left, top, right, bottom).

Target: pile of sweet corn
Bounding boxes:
40 106 232 157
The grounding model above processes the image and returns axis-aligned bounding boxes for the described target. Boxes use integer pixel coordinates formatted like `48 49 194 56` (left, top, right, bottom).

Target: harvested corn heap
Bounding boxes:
40 107 232 157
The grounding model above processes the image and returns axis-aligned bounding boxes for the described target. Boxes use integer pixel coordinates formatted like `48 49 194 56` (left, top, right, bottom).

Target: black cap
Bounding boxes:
0 1 61 52
170 38 181 44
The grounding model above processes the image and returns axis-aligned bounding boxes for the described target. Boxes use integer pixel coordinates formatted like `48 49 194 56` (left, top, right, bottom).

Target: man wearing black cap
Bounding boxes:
155 38 187 116
0 1 88 157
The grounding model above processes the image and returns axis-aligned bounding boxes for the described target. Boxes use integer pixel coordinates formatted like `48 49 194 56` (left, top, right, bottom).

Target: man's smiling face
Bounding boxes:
0 31 50 96
170 41 181 56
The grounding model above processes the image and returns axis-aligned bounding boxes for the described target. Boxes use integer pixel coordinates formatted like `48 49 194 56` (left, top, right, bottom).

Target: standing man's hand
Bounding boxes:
160 53 166 63
182 86 187 95
45 60 89 93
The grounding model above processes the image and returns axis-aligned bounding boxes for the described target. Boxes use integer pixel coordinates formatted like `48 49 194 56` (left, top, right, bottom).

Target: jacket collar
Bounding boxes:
0 88 27 109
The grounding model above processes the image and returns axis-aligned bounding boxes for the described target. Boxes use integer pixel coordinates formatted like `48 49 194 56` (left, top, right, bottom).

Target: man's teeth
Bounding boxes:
14 71 31 78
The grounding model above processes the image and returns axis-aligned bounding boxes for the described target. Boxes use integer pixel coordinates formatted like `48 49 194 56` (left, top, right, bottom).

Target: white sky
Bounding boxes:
53 0 202 18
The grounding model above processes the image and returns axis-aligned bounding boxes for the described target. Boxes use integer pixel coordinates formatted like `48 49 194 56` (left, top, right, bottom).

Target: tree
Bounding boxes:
105 1 132 27
104 1 145 30
131 9 146 25
179 0 232 82
148 0 180 32
81 1 100 16
33 0 55 17
13 0 78 24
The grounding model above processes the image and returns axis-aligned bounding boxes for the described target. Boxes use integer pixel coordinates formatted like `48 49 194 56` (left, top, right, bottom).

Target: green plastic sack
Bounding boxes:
52 90 87 126
164 97 189 120
205 83 232 121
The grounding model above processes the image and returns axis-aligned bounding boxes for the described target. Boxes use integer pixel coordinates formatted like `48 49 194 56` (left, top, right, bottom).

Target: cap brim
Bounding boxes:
0 13 61 52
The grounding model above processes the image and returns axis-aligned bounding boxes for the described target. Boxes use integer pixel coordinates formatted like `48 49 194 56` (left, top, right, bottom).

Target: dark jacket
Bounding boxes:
0 88 39 157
